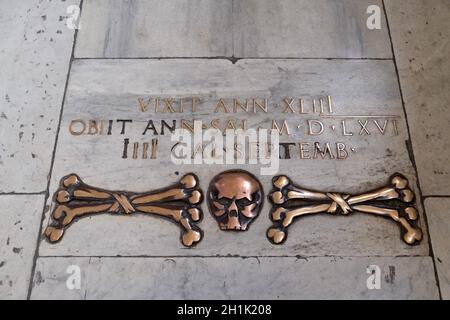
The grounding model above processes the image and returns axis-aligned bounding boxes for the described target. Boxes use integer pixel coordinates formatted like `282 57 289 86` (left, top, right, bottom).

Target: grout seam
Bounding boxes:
382 0 443 300
423 195 450 199
26 0 85 300
72 56 394 61
0 192 46 196
36 254 432 259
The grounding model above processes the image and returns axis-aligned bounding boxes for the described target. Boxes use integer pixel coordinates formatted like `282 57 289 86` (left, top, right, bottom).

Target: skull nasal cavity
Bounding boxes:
229 209 238 217
229 201 238 211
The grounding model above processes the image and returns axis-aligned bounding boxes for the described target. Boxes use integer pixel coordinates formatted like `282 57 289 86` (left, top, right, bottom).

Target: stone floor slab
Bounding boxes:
75 0 392 59
0 0 78 192
233 0 392 58
385 0 450 195
74 0 233 58
0 195 44 299
38 59 428 257
30 256 439 299
425 198 450 299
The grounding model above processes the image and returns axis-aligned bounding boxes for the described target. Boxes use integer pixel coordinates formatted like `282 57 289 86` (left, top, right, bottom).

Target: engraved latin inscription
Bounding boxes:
66 95 401 162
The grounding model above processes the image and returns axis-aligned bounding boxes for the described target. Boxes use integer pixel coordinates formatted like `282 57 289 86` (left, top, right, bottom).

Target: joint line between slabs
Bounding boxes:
423 195 450 199
0 191 46 196
72 56 394 61
382 0 442 300
26 0 85 300
36 254 431 259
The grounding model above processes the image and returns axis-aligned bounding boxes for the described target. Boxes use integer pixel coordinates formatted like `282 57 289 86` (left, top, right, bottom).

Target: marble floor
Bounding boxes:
0 0 449 299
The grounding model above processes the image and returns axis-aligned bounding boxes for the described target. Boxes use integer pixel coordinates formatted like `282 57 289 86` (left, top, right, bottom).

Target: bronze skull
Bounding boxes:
207 170 263 231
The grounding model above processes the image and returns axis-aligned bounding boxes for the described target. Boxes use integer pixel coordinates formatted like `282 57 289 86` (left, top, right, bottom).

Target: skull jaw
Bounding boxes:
219 224 248 231
219 216 248 231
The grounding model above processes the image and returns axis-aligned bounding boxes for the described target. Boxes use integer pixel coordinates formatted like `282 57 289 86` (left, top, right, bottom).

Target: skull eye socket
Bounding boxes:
215 197 233 206
235 198 252 207
235 192 260 208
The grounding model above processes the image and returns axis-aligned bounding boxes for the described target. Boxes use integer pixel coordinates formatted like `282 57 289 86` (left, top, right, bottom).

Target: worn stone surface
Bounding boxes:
37 59 428 257
1 0 446 301
425 198 450 299
0 195 44 299
234 0 392 58
30 256 438 299
75 0 391 59
0 0 78 192
385 0 450 195
74 0 233 58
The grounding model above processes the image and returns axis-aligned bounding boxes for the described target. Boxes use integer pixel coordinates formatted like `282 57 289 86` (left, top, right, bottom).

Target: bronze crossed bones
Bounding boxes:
266 173 422 246
45 171 423 247
45 173 203 247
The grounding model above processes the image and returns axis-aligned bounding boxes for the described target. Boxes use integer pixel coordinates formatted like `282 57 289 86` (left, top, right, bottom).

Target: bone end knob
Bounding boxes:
182 229 202 247
188 190 202 204
45 226 64 243
391 175 408 189
405 207 419 221
56 190 71 203
63 174 80 188
271 191 285 205
271 207 286 221
181 174 197 189
404 228 423 245
401 189 415 203
267 228 286 244
273 176 290 189
187 208 201 222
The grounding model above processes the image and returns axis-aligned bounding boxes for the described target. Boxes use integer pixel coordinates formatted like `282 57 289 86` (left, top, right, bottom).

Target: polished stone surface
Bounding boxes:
37 59 427 257
0 0 78 192
75 0 233 58
0 195 44 299
75 0 391 59
425 198 450 299
31 256 438 299
385 0 450 195
234 0 392 58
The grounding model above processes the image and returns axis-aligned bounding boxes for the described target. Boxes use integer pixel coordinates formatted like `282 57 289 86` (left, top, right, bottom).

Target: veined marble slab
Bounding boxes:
234 0 392 58
38 59 428 257
385 0 450 195
0 0 78 192
425 198 450 299
0 195 44 299
74 0 391 59
74 0 233 58
30 256 439 299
